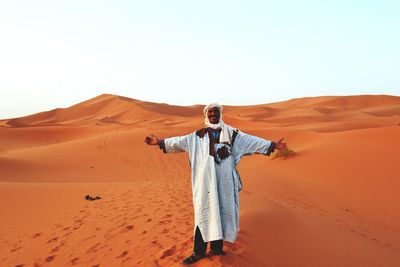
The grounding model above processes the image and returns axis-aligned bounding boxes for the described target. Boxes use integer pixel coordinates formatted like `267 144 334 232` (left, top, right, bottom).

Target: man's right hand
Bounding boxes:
144 135 159 145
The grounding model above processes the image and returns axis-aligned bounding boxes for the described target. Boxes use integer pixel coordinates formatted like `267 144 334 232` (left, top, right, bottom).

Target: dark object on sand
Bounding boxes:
85 195 101 201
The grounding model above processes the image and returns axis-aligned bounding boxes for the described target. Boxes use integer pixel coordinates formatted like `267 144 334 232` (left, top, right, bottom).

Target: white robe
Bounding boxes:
163 128 274 242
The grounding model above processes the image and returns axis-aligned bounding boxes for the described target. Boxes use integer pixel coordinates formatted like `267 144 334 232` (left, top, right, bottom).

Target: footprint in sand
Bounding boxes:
63 231 73 237
116 250 128 259
50 240 66 253
45 255 56 262
46 237 58 244
10 246 22 252
228 242 245 255
160 245 176 259
120 225 134 233
86 243 102 253
32 232 43 239
118 222 127 227
81 234 96 242
384 243 393 248
50 246 60 253
70 257 79 265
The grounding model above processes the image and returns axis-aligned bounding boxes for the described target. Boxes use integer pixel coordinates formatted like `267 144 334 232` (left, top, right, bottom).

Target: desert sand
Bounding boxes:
1 93 400 266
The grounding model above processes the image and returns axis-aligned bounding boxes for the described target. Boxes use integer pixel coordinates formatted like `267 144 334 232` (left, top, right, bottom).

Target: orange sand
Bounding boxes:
0 94 400 266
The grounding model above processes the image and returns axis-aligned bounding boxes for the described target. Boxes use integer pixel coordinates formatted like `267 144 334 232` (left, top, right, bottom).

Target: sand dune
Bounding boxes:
1 94 400 266
3 94 203 127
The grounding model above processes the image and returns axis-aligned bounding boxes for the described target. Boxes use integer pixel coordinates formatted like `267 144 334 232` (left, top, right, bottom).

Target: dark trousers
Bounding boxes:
194 226 223 255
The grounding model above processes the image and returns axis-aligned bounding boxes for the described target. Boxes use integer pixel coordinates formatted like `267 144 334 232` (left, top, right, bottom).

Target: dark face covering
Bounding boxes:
207 107 220 124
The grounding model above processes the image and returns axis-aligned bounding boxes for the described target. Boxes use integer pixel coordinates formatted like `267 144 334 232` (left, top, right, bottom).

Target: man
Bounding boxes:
145 103 287 265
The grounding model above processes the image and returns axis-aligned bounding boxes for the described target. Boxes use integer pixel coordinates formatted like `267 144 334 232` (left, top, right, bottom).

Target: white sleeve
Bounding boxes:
162 134 191 153
233 130 275 160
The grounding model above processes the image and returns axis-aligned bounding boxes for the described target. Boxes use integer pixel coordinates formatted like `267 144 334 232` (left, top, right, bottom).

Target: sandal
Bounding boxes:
182 252 205 265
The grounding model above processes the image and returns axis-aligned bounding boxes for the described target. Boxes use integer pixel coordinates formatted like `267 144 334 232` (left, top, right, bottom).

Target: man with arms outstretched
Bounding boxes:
145 103 287 265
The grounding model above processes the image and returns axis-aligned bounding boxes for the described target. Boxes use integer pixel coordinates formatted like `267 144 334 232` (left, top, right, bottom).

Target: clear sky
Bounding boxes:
1 0 399 119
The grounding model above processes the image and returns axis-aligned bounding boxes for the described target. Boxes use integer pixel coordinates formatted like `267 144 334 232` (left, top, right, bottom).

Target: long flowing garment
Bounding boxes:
161 127 275 242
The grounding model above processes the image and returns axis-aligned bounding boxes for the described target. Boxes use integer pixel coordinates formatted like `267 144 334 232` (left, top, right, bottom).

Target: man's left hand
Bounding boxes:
275 138 287 150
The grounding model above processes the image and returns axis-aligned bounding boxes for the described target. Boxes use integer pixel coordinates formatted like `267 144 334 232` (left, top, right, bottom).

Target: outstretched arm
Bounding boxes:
233 131 287 160
145 134 190 153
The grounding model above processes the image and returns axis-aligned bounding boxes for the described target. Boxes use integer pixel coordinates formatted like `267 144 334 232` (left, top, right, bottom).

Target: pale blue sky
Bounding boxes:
1 0 399 119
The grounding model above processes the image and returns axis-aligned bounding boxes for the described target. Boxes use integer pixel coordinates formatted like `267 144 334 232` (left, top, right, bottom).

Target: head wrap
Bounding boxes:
203 103 223 129
203 103 235 144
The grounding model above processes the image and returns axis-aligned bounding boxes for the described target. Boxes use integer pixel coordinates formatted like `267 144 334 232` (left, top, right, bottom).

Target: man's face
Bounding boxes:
207 107 221 124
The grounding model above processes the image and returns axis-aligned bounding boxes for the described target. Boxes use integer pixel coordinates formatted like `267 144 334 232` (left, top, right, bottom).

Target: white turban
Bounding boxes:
203 103 235 144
